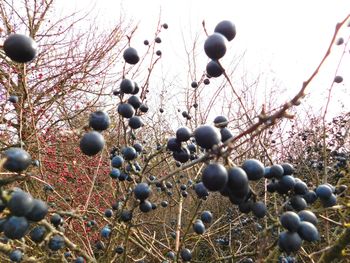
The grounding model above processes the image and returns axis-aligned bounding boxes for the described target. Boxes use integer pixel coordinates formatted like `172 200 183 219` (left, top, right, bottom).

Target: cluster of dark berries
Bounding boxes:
79 110 110 156
278 210 319 254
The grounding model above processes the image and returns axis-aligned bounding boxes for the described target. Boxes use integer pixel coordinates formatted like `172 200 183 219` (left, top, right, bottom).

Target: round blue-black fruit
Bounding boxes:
48 235 65 251
118 103 135 118
26 199 48 222
278 231 302 254
79 131 105 156
3 148 31 173
297 221 319 242
204 33 226 60
194 125 221 150
200 211 213 224
9 249 22 262
214 20 236 41
134 183 151 201
7 190 34 217
193 219 205 234
241 159 265 181
4 216 29 239
4 34 37 63
89 111 110 131
180 248 192 262
202 163 228 191
280 211 300 232
206 60 223 78
122 146 137 161
29 226 46 243
123 47 140 64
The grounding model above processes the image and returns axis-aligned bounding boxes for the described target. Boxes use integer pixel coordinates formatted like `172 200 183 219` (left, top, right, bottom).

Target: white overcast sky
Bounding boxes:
57 0 350 116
